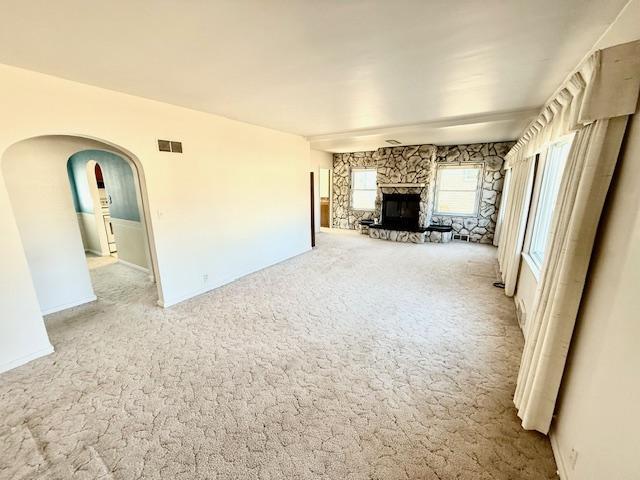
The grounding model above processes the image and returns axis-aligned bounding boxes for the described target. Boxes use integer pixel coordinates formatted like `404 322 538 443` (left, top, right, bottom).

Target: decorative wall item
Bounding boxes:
332 142 514 243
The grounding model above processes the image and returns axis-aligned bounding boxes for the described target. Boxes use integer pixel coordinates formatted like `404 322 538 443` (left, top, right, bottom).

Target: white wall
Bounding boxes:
3 137 104 315
111 218 148 269
309 149 333 232
550 112 640 479
77 212 102 254
0 63 311 372
78 212 148 269
514 257 538 336
0 172 53 373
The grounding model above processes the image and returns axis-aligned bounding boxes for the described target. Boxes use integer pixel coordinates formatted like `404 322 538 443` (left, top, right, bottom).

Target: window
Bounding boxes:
434 165 482 216
526 137 573 273
351 168 377 210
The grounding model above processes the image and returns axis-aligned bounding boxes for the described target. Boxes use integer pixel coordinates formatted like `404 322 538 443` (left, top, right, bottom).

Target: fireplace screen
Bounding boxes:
381 193 421 230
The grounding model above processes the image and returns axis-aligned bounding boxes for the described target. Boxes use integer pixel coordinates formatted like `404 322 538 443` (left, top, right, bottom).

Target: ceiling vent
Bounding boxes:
158 139 183 153
385 139 402 145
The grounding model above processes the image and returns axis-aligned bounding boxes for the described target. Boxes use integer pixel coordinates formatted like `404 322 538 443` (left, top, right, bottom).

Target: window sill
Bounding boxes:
522 253 541 282
433 212 479 218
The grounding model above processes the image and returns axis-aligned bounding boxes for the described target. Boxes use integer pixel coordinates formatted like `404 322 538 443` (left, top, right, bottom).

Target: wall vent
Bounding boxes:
453 233 470 241
158 139 183 153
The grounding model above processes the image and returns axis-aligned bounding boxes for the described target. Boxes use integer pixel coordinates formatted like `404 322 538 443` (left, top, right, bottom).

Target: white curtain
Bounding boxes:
493 167 511 246
498 40 640 433
497 155 533 295
514 117 628 433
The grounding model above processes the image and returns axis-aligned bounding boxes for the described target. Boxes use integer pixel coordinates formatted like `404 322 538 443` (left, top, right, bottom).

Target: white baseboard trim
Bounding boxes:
159 247 312 308
118 258 149 273
85 248 106 256
0 344 55 374
41 295 97 315
550 431 568 480
158 283 213 308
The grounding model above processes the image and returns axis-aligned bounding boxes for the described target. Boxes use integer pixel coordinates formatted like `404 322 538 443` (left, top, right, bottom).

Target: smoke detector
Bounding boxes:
385 139 402 145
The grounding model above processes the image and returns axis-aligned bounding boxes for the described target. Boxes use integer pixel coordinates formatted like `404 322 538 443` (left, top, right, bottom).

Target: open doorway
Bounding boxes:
67 149 151 277
93 163 118 256
2 135 162 316
319 168 332 228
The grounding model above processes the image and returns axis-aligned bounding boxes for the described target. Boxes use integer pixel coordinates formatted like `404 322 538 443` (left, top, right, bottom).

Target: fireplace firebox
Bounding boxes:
379 193 421 231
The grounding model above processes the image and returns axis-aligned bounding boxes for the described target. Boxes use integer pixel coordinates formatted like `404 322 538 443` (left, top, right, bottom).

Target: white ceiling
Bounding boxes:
0 0 631 152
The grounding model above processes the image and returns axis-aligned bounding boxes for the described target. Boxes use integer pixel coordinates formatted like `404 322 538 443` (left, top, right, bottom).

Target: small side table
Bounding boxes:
359 219 375 235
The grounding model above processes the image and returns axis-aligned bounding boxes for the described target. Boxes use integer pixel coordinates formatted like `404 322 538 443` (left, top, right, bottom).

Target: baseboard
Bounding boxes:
0 344 55 374
118 258 149 273
85 248 105 256
159 247 312 308
159 280 228 308
41 295 97 315
550 431 569 480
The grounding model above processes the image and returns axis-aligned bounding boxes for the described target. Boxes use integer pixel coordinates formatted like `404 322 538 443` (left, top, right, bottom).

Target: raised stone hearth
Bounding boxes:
369 227 427 243
368 226 453 244
426 230 453 243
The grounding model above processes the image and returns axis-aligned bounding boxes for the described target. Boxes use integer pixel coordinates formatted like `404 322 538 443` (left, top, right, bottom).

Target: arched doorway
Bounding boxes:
1 134 163 313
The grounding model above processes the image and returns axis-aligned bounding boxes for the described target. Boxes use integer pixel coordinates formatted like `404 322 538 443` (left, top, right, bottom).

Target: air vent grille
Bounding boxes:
453 233 470 242
158 139 183 153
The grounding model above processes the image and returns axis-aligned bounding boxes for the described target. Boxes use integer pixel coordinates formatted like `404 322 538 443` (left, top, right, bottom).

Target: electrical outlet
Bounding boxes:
203 274 208 284
568 448 579 470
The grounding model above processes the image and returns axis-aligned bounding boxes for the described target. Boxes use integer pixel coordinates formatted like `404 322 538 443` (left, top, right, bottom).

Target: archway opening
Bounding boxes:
2 134 163 316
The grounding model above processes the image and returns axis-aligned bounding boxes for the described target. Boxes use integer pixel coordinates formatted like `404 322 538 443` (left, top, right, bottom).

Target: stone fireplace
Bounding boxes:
332 142 513 243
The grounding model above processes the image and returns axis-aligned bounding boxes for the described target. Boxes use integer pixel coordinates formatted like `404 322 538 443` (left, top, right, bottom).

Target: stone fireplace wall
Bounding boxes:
332 151 376 229
431 142 514 243
332 145 437 229
332 142 513 243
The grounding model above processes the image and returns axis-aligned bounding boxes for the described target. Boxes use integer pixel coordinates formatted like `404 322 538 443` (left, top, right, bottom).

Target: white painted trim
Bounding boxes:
550 431 569 480
522 252 542 281
0 344 55 374
84 248 105 256
109 217 143 228
117 258 149 273
378 182 426 188
41 295 97 315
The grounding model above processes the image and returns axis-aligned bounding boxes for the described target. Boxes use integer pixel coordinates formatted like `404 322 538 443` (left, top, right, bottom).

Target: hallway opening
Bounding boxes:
1 135 162 316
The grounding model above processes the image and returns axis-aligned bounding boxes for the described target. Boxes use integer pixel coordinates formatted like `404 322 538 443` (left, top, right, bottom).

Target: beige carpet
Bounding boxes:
0 231 557 479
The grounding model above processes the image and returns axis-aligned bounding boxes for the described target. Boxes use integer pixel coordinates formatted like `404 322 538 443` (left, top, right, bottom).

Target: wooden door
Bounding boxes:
320 198 330 227
310 172 315 247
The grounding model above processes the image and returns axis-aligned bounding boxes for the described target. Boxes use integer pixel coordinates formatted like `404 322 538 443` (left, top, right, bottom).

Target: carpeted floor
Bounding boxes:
0 231 557 479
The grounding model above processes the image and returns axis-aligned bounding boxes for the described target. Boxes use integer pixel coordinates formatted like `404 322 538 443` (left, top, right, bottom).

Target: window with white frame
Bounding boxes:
434 165 482 216
526 136 573 274
351 168 377 210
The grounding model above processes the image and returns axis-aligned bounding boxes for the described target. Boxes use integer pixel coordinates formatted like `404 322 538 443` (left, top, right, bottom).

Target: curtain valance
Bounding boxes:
505 40 640 168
